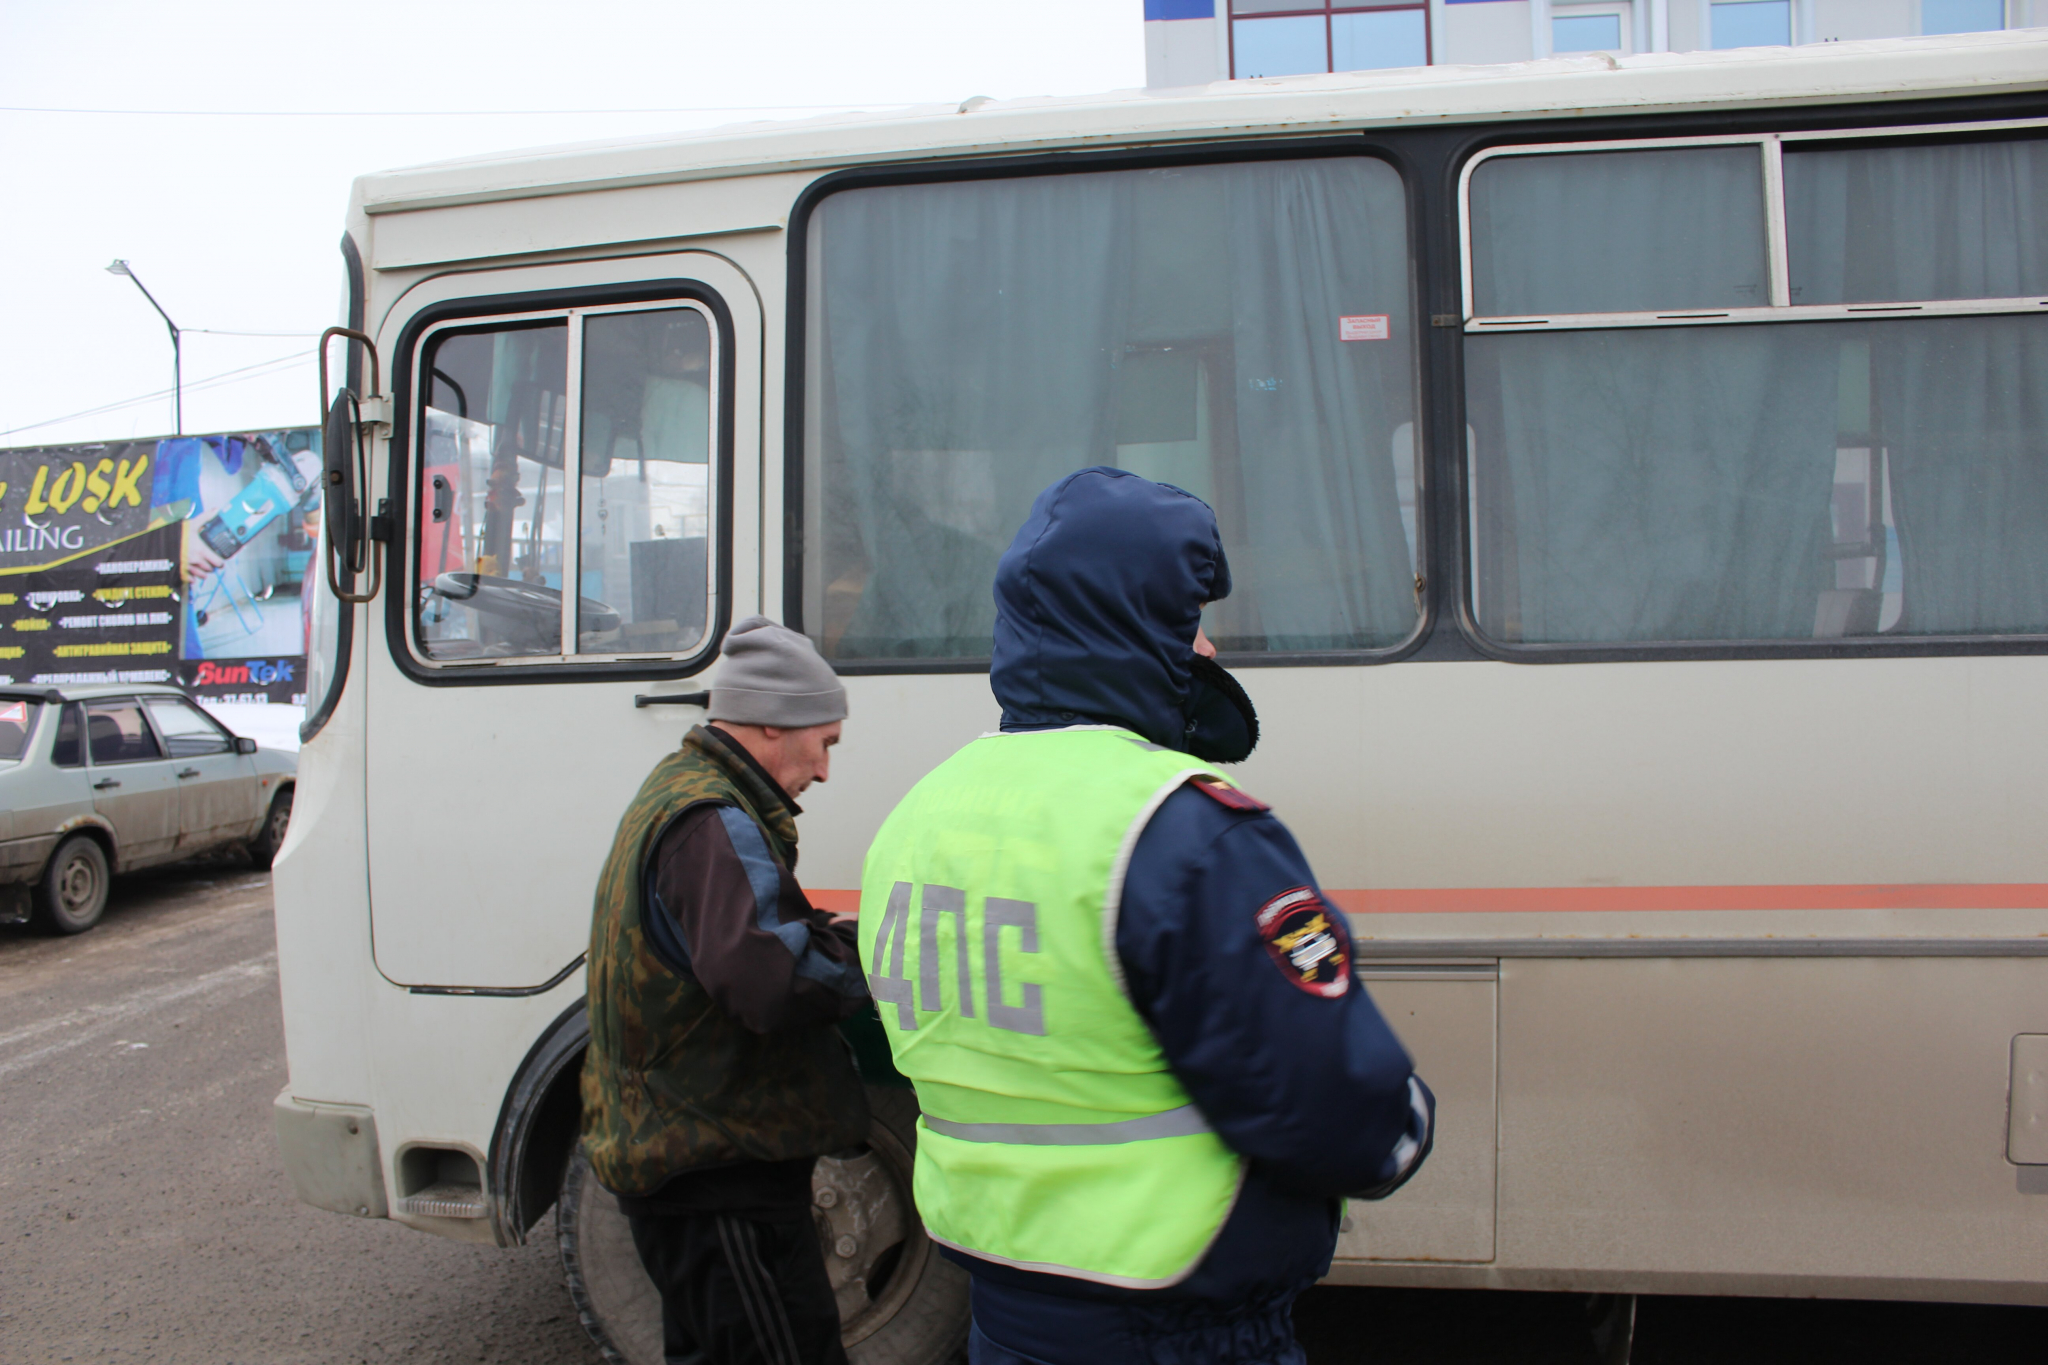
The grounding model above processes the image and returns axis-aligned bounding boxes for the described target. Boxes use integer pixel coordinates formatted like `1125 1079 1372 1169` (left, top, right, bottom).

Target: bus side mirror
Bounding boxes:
319 327 387 606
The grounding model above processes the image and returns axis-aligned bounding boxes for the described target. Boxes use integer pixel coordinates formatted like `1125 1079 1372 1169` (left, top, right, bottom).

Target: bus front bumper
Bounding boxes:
273 1090 388 1219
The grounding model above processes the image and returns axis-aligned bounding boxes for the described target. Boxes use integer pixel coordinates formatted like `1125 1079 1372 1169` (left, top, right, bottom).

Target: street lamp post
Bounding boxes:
105 259 182 436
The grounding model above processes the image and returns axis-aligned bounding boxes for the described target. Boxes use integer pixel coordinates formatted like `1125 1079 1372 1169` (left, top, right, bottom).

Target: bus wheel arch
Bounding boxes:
489 998 590 1247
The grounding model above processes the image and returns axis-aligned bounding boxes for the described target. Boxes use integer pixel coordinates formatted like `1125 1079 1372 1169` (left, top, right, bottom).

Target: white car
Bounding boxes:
0 682 296 934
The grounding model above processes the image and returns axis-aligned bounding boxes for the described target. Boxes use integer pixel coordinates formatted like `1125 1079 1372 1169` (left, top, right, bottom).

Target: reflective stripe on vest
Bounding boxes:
921 1103 1213 1146
860 727 1246 1288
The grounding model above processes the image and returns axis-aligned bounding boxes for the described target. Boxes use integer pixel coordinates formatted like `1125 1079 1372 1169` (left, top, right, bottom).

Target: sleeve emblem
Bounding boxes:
1255 887 1351 998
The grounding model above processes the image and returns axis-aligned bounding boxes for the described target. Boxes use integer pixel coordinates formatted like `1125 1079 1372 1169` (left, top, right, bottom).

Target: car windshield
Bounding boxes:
0 699 39 761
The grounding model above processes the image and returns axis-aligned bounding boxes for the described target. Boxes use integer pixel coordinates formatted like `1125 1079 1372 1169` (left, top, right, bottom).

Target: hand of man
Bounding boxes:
186 545 225 582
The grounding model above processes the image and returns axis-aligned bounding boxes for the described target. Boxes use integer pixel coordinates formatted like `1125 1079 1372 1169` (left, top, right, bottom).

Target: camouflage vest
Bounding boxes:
580 724 870 1195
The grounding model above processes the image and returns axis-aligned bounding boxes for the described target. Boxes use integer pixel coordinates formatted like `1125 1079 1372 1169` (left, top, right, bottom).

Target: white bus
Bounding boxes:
273 30 2048 1364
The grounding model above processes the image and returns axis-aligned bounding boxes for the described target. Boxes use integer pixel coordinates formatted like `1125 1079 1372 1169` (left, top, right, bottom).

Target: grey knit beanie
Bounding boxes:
707 616 847 727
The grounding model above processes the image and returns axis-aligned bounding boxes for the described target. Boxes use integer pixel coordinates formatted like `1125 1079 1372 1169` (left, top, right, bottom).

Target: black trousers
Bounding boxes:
626 1205 849 1365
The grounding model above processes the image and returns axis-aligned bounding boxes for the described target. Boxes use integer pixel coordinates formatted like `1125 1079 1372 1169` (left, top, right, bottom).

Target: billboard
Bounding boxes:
0 428 322 705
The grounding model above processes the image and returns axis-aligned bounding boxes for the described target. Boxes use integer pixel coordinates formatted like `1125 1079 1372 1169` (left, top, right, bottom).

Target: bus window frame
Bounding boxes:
781 137 1440 676
1451 112 2048 664
299 231 366 744
1457 116 2048 333
384 279 737 688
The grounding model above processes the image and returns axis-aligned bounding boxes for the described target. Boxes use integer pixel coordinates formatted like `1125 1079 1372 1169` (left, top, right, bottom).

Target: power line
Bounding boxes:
0 350 316 440
1 103 916 118
187 328 324 338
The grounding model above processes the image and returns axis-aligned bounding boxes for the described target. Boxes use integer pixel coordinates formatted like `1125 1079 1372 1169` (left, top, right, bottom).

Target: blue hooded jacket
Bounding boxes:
991 467 1228 749
961 469 1433 1364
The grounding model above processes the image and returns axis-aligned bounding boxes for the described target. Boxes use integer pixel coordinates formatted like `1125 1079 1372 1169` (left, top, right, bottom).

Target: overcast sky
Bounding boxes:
0 1 1145 448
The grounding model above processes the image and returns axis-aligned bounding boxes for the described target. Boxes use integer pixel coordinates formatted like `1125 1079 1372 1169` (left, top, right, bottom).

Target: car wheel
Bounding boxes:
558 1086 969 1365
30 835 110 935
247 787 293 870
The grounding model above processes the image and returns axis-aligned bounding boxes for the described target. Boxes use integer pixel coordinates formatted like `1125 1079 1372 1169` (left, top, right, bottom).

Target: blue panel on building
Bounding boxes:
1145 0 1215 20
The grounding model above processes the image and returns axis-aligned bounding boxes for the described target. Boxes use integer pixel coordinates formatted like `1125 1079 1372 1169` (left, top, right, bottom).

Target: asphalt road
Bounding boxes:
1 863 596 1365
4 867 2043 1364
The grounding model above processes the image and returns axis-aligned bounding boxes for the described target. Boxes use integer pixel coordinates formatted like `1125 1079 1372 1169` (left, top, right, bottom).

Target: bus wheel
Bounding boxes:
557 1151 662 1365
819 1086 970 1364
557 1085 970 1365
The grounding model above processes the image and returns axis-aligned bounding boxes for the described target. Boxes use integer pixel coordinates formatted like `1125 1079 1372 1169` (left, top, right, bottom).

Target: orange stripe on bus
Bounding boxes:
1321 885 2048 914
808 885 2048 915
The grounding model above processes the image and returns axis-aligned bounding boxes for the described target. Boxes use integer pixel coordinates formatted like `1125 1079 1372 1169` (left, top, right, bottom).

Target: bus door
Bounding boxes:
363 255 758 990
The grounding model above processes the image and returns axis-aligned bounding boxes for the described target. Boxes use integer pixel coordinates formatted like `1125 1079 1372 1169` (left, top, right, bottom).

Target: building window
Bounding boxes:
1231 2 1429 78
1921 0 2006 34
1710 0 1791 49
1551 1 1632 54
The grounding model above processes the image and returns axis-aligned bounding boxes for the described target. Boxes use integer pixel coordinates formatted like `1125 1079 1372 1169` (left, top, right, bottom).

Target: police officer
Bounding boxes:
583 616 871 1365
860 468 1434 1365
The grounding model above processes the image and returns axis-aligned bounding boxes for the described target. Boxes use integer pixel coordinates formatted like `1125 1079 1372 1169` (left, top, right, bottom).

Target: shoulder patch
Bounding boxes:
1189 775 1269 812
1255 887 1351 998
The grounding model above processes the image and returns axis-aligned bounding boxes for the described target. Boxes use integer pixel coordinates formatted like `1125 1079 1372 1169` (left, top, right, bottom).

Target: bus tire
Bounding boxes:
29 834 110 935
557 1151 660 1365
557 1085 969 1365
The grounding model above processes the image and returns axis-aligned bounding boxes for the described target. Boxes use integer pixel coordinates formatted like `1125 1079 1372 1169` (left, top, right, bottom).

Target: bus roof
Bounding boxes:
355 29 2048 217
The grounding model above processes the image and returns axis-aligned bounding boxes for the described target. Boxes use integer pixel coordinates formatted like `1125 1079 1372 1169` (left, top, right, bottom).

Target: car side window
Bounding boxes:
0 699 34 762
50 703 83 768
86 700 164 765
143 696 234 758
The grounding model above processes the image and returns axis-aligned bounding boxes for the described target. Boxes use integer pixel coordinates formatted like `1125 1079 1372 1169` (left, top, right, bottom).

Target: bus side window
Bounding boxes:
804 156 1422 663
410 305 718 669
413 322 571 662
576 309 714 656
1465 132 2048 646
1467 145 1770 316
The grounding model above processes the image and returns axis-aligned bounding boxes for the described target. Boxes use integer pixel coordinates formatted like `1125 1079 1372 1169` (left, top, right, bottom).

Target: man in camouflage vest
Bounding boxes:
583 615 871 1365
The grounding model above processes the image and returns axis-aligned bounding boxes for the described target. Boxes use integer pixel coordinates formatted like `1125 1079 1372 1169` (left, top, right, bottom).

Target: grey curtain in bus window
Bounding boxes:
1867 314 2048 635
1466 326 1839 644
1785 138 2048 304
807 158 1418 660
1468 147 1769 316
1468 316 2048 643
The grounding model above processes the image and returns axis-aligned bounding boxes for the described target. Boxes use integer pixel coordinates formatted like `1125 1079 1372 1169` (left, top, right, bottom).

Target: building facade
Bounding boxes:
1144 0 2043 85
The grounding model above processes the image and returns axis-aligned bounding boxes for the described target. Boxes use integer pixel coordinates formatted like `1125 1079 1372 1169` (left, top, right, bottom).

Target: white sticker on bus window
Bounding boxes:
1340 315 1390 342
